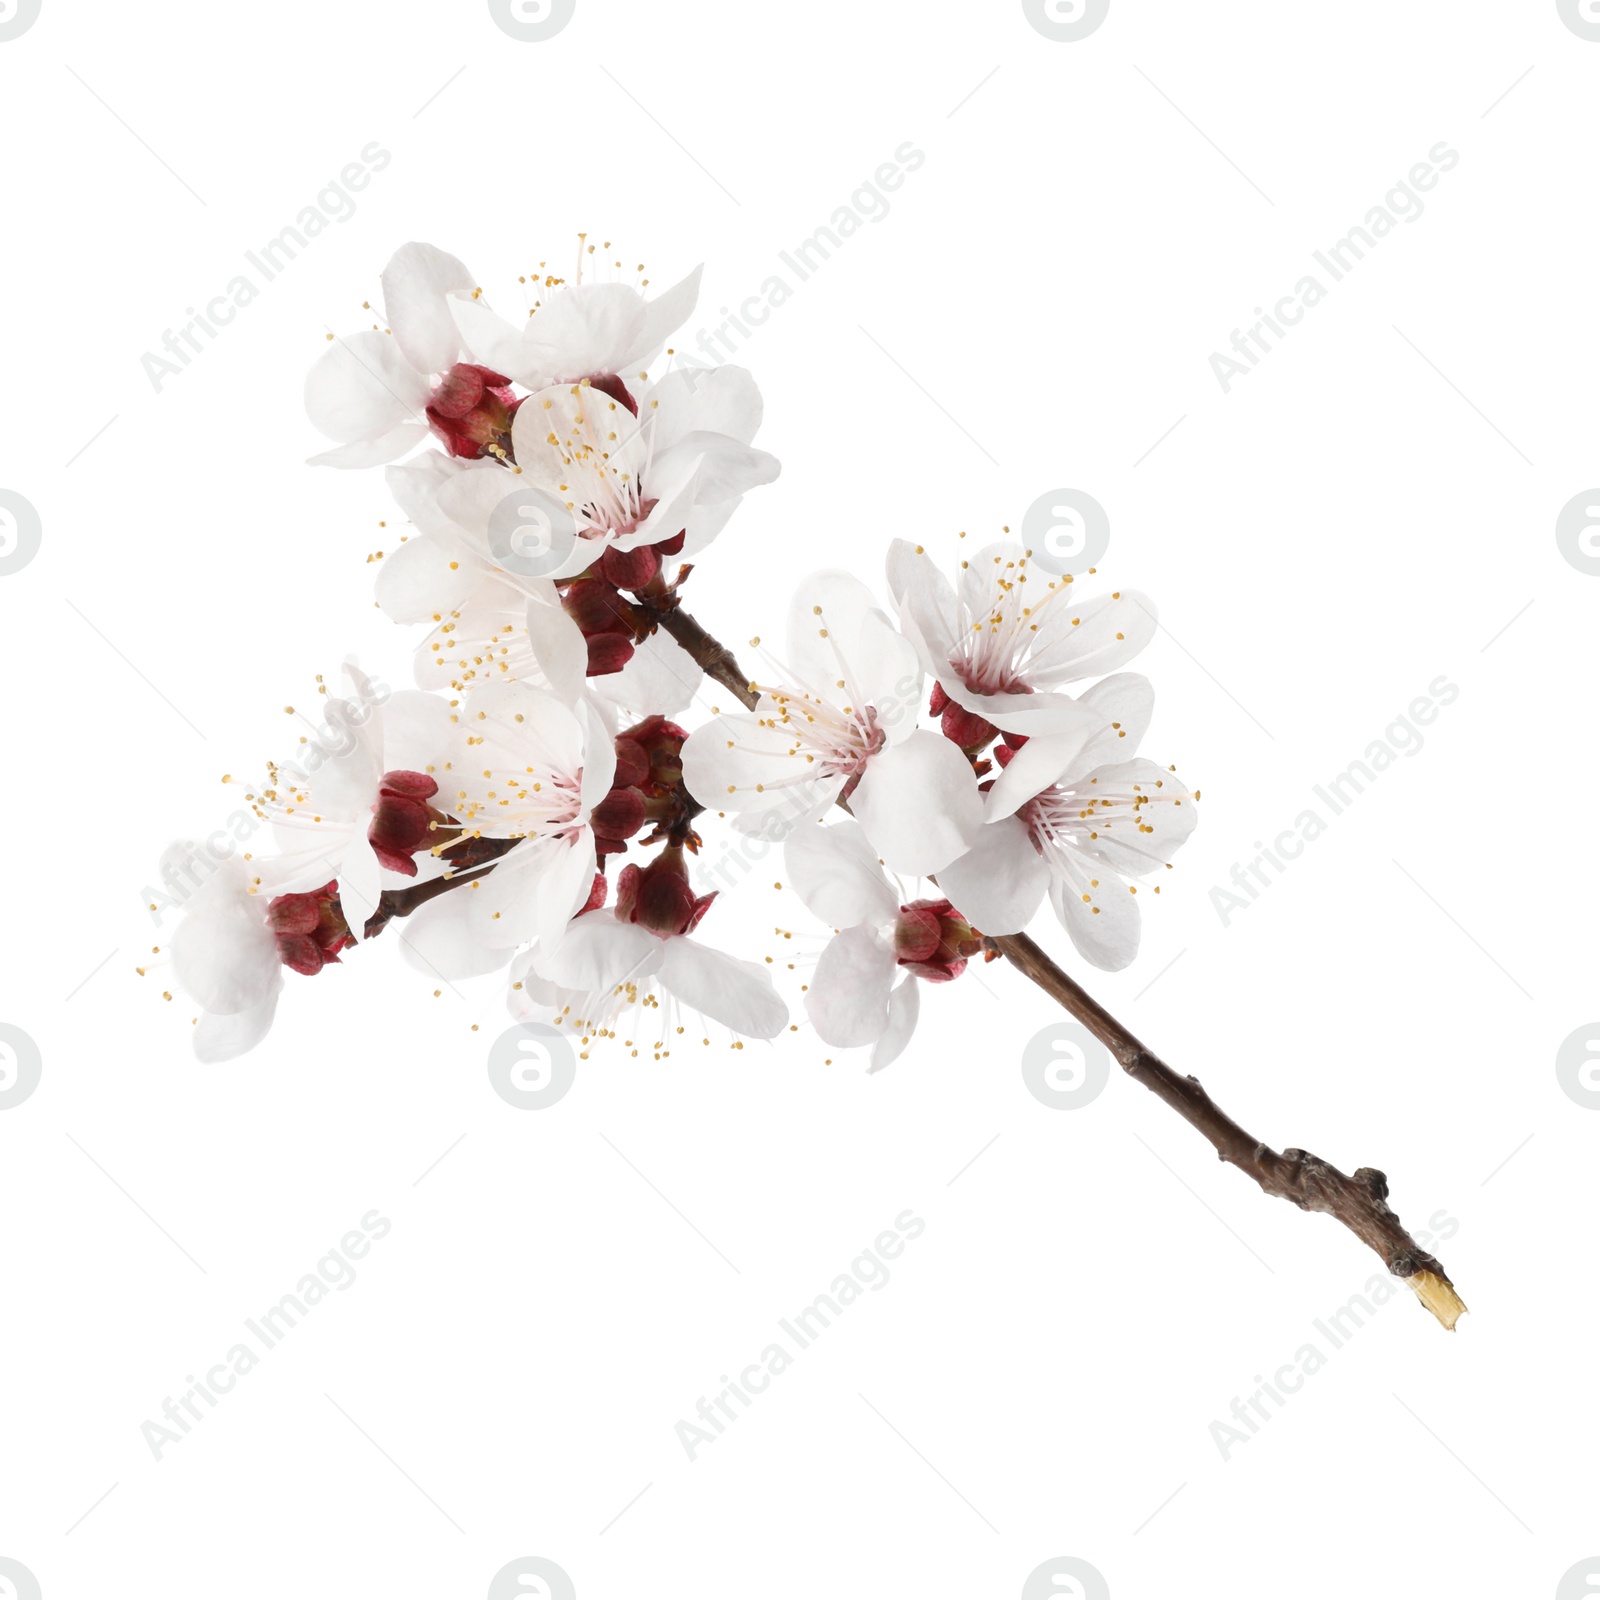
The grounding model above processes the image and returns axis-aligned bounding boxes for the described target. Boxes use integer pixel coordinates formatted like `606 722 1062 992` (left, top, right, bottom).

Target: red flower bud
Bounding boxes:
369 770 444 877
425 363 520 459
616 845 717 938
612 734 651 790
617 714 689 789
597 541 662 592
940 700 997 753
892 898 982 983
267 882 353 975
590 785 647 852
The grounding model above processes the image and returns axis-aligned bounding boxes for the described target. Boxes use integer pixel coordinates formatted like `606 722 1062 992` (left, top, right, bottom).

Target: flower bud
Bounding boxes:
560 574 644 676
615 845 717 938
929 682 996 753
590 784 647 854
267 882 353 975
426 363 520 459
892 898 982 983
369 770 444 877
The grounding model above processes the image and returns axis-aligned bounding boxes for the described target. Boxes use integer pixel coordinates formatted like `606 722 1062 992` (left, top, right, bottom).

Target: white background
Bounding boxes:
1 1 1596 1596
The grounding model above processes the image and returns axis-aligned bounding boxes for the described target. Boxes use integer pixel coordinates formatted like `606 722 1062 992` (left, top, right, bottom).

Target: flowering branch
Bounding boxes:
158 238 1462 1335
643 599 1467 1331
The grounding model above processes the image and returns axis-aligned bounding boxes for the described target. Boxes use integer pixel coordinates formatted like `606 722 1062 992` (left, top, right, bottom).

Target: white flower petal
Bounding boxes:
596 629 702 717
307 422 428 469
1073 759 1199 877
885 539 959 676
681 712 830 820
868 978 921 1073
575 699 618 814
535 911 663 991
1025 589 1159 684
626 264 703 369
659 937 788 1039
1049 859 1142 972
1068 673 1156 774
526 586 588 704
519 282 648 386
381 241 475 375
193 992 280 1063
804 925 896 1046
658 433 780 507
936 814 1049 935
337 833 384 943
304 333 427 445
942 675 1105 738
400 889 515 980
851 730 982 876
784 819 898 928
171 868 280 1014
446 292 525 378
380 690 453 775
644 363 763 449
375 533 482 624
986 727 1100 821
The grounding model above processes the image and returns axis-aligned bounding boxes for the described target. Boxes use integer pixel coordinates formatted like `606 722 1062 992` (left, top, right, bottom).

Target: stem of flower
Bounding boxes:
645 596 1466 1330
361 835 521 940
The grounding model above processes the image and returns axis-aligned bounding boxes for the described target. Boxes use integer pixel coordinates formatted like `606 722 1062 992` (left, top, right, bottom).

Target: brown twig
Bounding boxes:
647 600 1466 1329
361 836 521 940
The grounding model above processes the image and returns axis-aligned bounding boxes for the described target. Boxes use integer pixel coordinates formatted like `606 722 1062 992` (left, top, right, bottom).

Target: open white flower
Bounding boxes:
516 906 787 1044
681 572 982 875
886 538 1155 740
304 241 479 468
784 820 986 1073
447 261 704 393
397 681 615 979
467 363 777 582
936 674 1198 970
253 665 453 940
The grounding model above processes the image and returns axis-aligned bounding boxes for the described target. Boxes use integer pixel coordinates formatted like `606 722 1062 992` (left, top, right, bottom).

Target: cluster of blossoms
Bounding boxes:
159 239 1197 1066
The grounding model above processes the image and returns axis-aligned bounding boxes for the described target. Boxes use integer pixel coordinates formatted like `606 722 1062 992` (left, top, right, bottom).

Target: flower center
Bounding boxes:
952 552 1079 695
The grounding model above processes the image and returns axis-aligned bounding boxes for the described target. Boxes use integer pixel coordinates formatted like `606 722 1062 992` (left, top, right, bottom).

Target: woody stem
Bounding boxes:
648 597 1465 1330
